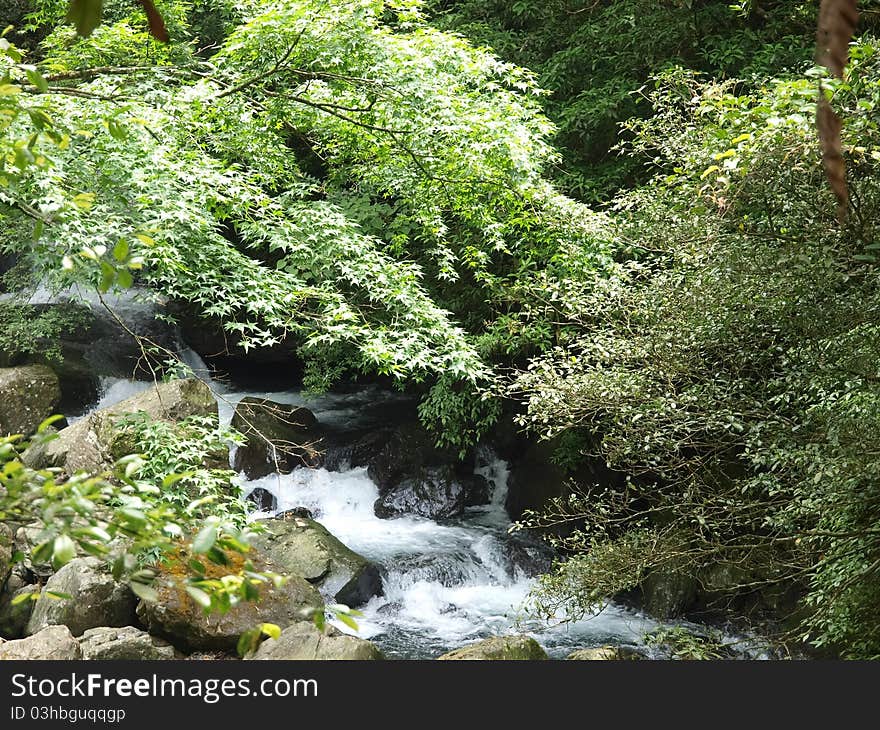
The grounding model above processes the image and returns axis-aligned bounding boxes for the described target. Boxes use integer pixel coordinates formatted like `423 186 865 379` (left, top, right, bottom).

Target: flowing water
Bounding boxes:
19 285 758 659
85 372 665 657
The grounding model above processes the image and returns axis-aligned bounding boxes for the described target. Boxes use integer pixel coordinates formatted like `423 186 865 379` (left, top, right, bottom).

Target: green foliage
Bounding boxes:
513 41 880 658
644 626 730 660
0 418 277 647
428 0 819 201
2 3 616 443
0 302 89 364
111 412 249 527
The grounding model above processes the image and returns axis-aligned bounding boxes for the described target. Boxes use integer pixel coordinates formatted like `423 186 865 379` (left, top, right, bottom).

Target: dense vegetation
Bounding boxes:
2 0 880 658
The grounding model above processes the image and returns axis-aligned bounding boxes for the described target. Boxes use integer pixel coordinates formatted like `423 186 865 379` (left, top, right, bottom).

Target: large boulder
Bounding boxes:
0 625 82 660
374 469 474 520
641 569 699 620
366 424 486 519
251 516 382 607
231 398 323 478
136 562 322 651
0 365 61 436
26 557 136 637
437 635 548 660
23 378 217 474
247 622 383 660
79 626 178 660
504 440 569 522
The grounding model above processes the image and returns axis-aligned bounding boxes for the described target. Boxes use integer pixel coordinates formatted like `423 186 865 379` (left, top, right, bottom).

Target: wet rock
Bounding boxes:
27 557 136 637
276 507 313 520
246 487 277 513
374 467 468 520
504 440 568 522
500 533 555 578
0 364 61 436
322 428 395 471
246 622 383 660
252 516 382 607
231 398 323 478
0 625 82 660
22 378 217 474
437 635 548 660
79 626 178 660
463 473 492 507
365 423 481 520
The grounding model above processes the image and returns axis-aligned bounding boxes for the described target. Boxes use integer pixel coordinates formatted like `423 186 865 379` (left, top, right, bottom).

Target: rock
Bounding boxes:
136 559 322 651
567 646 644 660
23 378 217 474
27 557 136 637
504 440 568 522
374 467 468 520
79 626 178 660
174 306 304 379
247 622 383 660
463 473 492 506
246 487 277 513
323 428 396 472
252 517 382 607
367 424 465 491
231 398 323 478
641 569 699 619
437 635 548 660
277 507 313 520
0 365 61 436
0 625 82 659
0 522 13 593
0 576 37 639
499 533 555 579
14 524 56 580
366 423 480 520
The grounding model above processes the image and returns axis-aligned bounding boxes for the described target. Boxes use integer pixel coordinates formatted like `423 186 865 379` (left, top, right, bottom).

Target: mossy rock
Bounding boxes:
247 622 383 660
252 515 382 607
437 635 548 660
0 365 61 437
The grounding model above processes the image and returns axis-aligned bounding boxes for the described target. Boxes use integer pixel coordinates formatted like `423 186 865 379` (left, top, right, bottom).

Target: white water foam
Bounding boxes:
243 452 662 659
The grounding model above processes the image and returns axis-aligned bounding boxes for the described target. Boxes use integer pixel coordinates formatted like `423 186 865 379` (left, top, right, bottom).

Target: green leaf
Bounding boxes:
313 608 326 632
37 414 65 433
11 591 38 606
44 590 73 601
65 0 103 37
236 627 259 657
26 69 48 93
192 524 217 554
188 558 205 575
129 581 158 602
185 586 212 609
335 611 360 631
52 534 76 568
112 238 129 262
117 269 133 289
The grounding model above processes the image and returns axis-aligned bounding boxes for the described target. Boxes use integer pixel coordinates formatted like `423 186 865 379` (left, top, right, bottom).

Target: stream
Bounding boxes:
29 288 720 659
86 369 667 659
